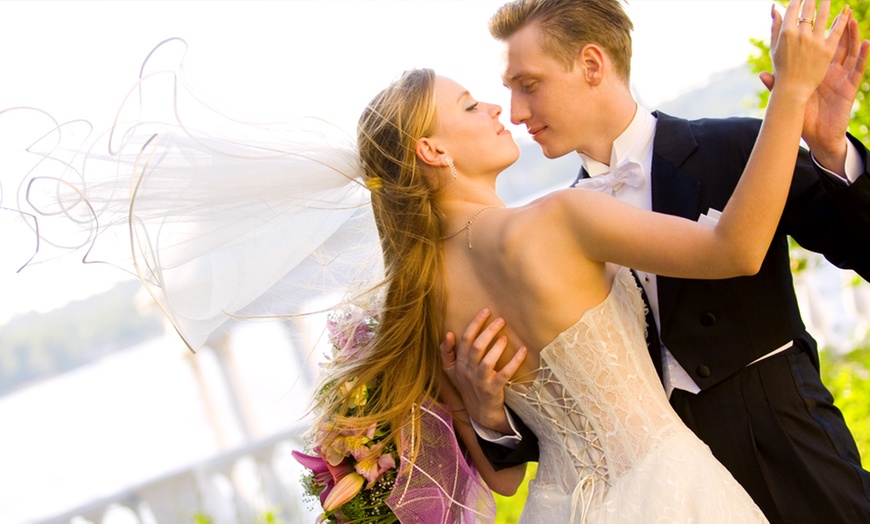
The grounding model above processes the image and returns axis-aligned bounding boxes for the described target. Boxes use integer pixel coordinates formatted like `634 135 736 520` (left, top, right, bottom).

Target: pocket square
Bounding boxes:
698 208 722 226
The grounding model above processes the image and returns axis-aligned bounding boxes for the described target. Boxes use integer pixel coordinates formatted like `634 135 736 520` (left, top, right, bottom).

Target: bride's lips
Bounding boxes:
497 125 511 136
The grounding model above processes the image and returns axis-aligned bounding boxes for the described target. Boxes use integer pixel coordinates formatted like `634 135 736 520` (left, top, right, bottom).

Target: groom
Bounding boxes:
442 1 870 523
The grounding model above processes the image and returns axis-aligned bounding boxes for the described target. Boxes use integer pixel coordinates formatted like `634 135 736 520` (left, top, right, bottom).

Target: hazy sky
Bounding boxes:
0 0 773 322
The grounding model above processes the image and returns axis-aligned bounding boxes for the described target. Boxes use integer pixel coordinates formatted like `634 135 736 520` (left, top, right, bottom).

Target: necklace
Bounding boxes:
441 205 502 249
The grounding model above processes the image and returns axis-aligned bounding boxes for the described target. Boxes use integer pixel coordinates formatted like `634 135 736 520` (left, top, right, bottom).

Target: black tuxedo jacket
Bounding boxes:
647 112 870 387
485 111 870 466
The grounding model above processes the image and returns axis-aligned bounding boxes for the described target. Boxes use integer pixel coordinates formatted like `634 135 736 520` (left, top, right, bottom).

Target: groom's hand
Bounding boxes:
439 308 526 435
760 10 869 176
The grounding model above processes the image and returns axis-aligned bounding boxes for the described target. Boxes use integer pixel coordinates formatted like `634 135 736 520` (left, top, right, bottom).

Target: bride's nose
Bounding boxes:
488 103 502 118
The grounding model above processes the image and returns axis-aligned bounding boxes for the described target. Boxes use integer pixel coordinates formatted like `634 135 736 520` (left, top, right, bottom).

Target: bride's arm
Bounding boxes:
452 406 527 495
556 0 849 280
437 372 527 495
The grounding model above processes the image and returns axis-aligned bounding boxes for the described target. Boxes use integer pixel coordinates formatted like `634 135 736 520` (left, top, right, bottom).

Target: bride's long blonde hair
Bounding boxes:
315 69 448 458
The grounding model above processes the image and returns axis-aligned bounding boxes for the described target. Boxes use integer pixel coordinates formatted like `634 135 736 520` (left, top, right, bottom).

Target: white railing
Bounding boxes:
35 424 316 524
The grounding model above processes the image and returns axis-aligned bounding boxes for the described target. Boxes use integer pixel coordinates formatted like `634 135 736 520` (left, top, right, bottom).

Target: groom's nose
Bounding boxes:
510 94 529 126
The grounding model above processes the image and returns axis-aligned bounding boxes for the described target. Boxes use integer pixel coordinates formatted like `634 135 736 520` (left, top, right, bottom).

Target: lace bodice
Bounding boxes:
506 267 682 501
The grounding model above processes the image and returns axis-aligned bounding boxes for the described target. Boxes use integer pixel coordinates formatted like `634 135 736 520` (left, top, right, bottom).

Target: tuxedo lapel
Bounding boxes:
650 154 701 219
650 113 702 336
650 112 701 220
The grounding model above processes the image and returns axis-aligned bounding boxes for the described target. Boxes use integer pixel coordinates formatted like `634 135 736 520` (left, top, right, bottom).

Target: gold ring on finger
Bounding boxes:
798 17 814 27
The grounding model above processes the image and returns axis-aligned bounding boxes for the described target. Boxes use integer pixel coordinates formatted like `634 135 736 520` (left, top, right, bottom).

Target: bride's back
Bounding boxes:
440 192 619 378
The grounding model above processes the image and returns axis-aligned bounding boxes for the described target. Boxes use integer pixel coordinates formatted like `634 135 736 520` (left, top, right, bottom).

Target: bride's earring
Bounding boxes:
444 156 458 179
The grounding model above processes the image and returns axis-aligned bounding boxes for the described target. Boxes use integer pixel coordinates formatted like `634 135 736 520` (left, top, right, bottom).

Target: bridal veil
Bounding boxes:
1 38 384 351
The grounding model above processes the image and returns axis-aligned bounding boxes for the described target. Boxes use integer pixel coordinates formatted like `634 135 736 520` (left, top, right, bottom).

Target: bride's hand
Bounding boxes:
439 310 526 434
770 0 848 102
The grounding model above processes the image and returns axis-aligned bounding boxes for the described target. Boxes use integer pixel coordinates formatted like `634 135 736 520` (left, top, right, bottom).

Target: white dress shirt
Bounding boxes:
580 106 701 396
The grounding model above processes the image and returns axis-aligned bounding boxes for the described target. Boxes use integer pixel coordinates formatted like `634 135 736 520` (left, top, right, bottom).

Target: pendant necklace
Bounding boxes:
441 205 502 249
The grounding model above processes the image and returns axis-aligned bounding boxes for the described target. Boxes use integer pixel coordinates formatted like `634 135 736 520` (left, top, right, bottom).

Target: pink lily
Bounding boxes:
293 448 357 508
322 472 365 512
321 460 354 506
291 450 333 487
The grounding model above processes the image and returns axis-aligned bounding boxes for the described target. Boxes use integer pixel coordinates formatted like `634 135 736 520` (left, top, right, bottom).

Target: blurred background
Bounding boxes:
1 1 868 523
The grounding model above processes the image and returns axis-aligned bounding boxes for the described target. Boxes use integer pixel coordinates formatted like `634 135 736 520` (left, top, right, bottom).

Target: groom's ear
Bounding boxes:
415 137 444 167
577 44 605 86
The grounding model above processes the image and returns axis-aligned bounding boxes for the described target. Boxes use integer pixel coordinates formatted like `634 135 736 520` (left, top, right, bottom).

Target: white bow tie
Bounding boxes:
575 157 645 195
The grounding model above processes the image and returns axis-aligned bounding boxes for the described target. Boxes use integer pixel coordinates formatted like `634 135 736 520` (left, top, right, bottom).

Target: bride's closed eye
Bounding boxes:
465 102 479 112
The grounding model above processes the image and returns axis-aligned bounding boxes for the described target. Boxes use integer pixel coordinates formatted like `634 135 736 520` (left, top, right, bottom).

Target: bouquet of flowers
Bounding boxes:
293 303 497 523
293 307 400 524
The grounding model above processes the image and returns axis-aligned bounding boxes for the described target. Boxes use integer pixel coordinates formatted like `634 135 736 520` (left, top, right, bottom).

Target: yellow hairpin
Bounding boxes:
365 177 384 190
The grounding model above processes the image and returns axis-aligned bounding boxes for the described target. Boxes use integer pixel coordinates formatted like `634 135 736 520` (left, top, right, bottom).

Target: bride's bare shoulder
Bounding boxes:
514 188 602 223
501 189 592 245
500 188 618 261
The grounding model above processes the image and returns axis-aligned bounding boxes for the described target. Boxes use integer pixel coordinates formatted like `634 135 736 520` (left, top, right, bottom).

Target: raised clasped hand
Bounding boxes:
770 0 849 102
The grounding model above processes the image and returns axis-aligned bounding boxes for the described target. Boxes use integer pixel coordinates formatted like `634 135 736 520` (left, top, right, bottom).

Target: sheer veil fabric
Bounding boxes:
1 38 384 350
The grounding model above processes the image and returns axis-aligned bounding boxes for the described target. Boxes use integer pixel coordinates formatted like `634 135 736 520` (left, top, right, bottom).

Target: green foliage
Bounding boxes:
256 509 287 524
192 509 287 524
749 0 870 144
820 342 870 466
787 237 811 274
192 513 213 524
494 463 537 524
332 470 399 524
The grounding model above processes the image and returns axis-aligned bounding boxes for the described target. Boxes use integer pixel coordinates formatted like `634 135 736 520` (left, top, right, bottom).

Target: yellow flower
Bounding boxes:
340 377 369 408
322 423 377 466
322 472 365 512
340 434 370 459
354 442 397 487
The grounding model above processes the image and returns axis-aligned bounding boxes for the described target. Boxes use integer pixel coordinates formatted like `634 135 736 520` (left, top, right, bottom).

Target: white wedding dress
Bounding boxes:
505 267 768 523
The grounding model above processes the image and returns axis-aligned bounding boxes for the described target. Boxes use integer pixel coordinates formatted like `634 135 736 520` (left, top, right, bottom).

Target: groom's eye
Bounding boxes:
521 81 537 93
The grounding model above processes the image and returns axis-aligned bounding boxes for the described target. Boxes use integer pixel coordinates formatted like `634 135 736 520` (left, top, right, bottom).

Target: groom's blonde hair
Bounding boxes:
490 0 634 82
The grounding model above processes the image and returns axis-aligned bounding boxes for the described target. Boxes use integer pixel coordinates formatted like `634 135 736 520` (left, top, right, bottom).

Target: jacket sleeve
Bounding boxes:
787 133 870 281
475 406 540 469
